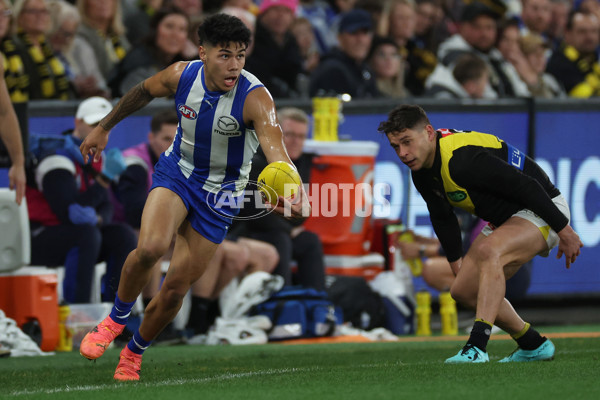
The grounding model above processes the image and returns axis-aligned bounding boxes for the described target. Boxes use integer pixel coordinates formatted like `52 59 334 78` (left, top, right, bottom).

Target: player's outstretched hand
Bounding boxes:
272 185 311 221
556 225 584 269
80 126 109 163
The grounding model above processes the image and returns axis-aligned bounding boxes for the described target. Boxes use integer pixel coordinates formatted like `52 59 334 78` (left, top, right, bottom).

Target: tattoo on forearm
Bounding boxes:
99 82 154 131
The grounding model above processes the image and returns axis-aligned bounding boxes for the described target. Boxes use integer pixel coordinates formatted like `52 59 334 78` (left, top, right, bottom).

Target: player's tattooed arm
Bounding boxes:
99 82 154 131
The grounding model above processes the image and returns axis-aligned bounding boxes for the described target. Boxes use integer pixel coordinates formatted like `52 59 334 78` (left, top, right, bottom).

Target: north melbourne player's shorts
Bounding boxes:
480 194 570 257
150 156 240 244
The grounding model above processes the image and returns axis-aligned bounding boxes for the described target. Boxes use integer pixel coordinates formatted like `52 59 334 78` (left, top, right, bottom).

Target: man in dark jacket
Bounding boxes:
239 107 325 290
309 8 380 98
245 0 305 98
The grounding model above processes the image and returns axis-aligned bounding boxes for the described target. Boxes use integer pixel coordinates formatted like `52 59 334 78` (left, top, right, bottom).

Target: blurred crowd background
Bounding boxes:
1 0 599 105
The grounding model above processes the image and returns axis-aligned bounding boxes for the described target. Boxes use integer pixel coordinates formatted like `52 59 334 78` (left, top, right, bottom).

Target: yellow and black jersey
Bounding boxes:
412 129 567 262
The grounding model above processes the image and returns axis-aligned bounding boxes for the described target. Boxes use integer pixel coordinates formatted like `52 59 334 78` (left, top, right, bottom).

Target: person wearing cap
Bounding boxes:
245 0 305 98
431 1 530 98
546 9 600 97
309 8 380 98
25 96 134 304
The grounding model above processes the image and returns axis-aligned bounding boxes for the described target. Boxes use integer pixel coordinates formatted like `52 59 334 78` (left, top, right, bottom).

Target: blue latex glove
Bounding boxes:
102 148 127 181
68 203 97 225
63 135 86 165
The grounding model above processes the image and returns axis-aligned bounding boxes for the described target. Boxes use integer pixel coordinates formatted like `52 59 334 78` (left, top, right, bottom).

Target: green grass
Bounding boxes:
1 332 599 400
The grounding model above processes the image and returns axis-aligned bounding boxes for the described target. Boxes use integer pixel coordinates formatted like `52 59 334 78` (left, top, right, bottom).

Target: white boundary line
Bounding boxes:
9 368 306 397
8 363 397 397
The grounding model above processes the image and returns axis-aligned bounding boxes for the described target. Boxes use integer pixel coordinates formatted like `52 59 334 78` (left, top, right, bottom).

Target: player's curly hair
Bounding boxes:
377 104 431 135
197 13 251 49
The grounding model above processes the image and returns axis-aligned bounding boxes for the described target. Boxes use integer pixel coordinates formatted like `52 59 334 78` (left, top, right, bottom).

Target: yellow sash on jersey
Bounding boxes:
438 131 503 213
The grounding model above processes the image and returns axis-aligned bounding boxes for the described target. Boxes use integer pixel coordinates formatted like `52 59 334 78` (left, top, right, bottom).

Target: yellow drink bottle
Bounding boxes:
439 291 458 335
416 291 432 336
56 304 72 351
398 231 423 276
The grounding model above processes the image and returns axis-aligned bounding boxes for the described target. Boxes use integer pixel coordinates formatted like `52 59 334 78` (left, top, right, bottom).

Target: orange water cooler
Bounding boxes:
0 267 59 351
303 140 384 280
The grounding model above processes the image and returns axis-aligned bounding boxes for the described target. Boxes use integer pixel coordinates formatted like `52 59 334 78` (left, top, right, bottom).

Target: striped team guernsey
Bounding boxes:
165 60 263 195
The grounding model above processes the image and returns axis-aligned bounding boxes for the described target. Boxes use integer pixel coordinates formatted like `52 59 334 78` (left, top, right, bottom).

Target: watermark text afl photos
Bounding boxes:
206 180 392 220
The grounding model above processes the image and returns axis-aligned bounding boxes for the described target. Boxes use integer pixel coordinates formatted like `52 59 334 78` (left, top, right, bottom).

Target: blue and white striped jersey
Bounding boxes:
164 60 264 195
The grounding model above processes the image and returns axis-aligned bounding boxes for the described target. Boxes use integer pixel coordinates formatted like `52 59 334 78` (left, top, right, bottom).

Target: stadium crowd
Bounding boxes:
0 0 599 104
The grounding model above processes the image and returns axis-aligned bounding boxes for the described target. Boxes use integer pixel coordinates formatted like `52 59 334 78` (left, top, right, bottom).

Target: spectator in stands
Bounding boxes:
245 0 305 98
546 9 600 97
309 8 380 98
367 35 408 97
240 107 326 291
108 6 189 97
548 0 570 49
425 53 490 98
47 0 109 99
123 0 164 46
377 0 437 96
0 0 29 103
291 16 320 74
26 97 135 304
435 1 530 98
76 0 130 82
414 0 442 53
519 0 552 35
297 0 338 55
11 0 72 100
519 33 566 98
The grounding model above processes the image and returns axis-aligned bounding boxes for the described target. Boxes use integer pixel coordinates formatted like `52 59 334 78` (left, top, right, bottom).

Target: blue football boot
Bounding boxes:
445 344 489 363
499 339 555 362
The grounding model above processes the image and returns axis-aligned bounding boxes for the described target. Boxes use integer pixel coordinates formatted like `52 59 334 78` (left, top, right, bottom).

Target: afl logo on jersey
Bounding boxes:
178 104 197 120
215 116 241 137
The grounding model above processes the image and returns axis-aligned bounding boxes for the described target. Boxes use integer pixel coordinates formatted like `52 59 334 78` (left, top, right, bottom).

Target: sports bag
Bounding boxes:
251 286 343 341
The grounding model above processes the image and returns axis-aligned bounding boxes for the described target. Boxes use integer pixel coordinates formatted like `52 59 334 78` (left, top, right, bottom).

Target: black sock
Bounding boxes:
513 322 546 350
467 319 493 352
187 296 212 335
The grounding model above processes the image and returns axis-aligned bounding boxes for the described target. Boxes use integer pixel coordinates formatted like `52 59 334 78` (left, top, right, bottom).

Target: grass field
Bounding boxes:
1 326 599 400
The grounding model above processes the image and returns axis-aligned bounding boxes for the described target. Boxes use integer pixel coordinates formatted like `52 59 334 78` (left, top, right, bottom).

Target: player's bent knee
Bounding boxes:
135 242 169 268
470 240 501 266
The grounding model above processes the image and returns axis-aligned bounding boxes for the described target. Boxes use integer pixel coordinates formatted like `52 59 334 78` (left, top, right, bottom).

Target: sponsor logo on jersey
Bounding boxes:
215 116 241 137
447 190 467 202
178 104 197 120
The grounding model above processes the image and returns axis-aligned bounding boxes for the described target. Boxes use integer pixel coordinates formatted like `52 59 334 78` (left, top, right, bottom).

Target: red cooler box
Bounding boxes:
303 140 380 255
0 267 59 351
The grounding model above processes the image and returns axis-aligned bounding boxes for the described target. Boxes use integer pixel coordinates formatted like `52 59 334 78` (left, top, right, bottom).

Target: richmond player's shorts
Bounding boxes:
150 156 240 244
480 194 570 257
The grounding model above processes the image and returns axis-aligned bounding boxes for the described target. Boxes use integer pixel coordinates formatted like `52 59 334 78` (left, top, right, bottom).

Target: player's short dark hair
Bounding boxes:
151 110 179 134
377 104 431 135
197 13 251 49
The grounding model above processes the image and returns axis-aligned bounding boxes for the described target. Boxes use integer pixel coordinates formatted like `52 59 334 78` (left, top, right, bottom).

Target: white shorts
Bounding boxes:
480 194 570 257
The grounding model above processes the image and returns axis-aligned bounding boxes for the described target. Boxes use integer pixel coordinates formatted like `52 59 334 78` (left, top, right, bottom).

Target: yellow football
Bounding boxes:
257 161 302 205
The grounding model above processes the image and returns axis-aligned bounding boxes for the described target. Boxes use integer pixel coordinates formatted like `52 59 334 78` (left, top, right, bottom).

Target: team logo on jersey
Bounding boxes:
206 180 276 220
178 104 197 120
447 190 467 202
215 116 241 137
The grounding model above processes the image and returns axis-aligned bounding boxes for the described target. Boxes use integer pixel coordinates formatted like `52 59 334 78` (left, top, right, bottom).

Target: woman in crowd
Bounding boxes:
76 0 129 82
11 0 71 100
47 0 109 98
108 6 189 97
